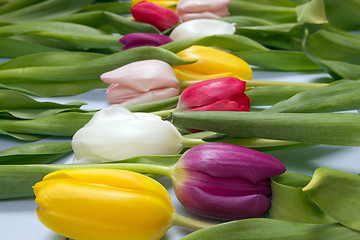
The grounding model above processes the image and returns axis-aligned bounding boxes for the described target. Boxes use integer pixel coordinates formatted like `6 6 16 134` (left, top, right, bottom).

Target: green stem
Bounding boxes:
152 108 177 118
180 80 328 88
182 137 207 148
172 213 215 230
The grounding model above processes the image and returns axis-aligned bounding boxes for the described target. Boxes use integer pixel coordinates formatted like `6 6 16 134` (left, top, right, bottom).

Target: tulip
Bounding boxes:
131 1 180 31
132 0 179 11
176 0 230 21
169 19 236 41
170 142 286 220
173 45 252 81
119 33 173 50
33 169 175 240
100 60 179 105
177 77 250 112
71 105 183 164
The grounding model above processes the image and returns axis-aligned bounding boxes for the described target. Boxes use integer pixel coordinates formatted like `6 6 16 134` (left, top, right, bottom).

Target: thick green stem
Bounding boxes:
180 80 328 88
152 108 177 118
172 213 215 230
182 137 207 148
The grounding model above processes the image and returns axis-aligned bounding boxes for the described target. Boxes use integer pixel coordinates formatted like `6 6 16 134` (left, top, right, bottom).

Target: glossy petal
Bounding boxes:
169 19 235 41
34 169 175 240
177 0 230 21
171 143 286 220
131 1 180 31
132 0 179 11
174 46 252 81
119 33 173 50
100 60 179 105
178 77 250 112
71 106 183 163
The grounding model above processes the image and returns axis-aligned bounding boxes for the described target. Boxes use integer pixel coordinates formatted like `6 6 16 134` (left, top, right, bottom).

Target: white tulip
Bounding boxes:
72 105 183 163
169 19 236 41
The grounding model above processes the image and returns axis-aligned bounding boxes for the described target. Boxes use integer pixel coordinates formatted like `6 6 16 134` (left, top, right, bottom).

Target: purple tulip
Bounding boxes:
119 33 173 50
171 143 286 220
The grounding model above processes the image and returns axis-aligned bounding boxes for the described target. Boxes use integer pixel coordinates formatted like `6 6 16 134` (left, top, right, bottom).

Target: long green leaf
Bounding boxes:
234 50 321 71
0 0 95 23
0 155 180 199
303 168 360 232
270 172 336 223
171 112 360 146
181 219 360 240
264 80 360 113
0 141 72 164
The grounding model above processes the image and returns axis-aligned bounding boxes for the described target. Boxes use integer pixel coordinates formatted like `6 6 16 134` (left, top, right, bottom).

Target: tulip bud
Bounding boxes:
71 105 183 163
33 169 175 240
131 1 180 31
176 0 230 21
119 33 173 50
177 77 250 112
173 45 252 81
100 60 179 105
169 19 236 41
171 143 286 220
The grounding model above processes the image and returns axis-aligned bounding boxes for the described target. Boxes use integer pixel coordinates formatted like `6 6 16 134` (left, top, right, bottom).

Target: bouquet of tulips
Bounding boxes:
0 0 360 239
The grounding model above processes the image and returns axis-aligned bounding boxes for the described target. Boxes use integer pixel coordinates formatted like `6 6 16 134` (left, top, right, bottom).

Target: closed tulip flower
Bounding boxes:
119 33 173 50
100 60 179 105
171 143 286 220
169 19 236 41
131 1 180 31
71 105 183 164
33 169 175 240
177 77 250 112
173 45 252 81
176 0 230 21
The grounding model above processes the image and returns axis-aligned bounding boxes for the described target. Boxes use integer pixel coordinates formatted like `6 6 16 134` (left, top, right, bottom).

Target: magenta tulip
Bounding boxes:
171 143 286 220
177 77 250 112
119 33 173 50
131 1 180 31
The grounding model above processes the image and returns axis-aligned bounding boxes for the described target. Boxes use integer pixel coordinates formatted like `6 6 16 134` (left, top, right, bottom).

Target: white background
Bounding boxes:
0 67 359 239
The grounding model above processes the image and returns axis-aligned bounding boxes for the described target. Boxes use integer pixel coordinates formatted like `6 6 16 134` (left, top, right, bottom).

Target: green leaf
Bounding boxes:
270 172 336 223
246 85 311 106
0 90 86 119
0 51 104 69
162 34 268 53
171 112 360 146
0 0 43 15
0 37 64 58
79 2 131 14
303 29 360 79
324 0 360 30
0 0 95 23
303 168 360 232
296 0 328 24
264 80 360 113
0 155 180 199
181 218 360 240
0 141 72 164
234 50 321 71
126 96 179 113
0 111 94 139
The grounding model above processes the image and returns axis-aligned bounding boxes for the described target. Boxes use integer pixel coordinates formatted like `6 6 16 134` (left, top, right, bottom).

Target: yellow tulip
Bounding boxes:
132 0 179 11
33 169 175 240
173 45 253 81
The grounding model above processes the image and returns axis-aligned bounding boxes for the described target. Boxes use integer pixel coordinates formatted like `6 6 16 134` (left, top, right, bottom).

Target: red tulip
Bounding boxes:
131 1 180 31
177 77 250 112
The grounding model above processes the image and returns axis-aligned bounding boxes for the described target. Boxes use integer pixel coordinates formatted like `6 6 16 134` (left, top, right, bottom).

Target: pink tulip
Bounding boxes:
119 33 173 50
100 60 179 105
176 0 230 21
131 1 180 31
177 77 250 112
171 143 286 220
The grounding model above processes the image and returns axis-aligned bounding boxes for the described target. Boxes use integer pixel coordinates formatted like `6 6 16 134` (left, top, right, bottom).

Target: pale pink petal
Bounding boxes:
118 88 180 106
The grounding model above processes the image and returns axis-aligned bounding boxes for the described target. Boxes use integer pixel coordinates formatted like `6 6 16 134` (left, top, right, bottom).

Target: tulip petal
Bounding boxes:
169 19 236 41
120 33 173 50
176 0 230 21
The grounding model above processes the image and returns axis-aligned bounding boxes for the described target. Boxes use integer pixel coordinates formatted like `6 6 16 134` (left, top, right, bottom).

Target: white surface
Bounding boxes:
1 70 360 240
